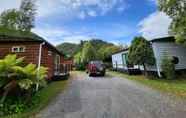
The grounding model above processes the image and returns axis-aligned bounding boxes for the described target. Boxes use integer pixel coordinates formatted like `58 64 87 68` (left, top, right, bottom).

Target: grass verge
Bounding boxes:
109 71 186 99
3 80 69 118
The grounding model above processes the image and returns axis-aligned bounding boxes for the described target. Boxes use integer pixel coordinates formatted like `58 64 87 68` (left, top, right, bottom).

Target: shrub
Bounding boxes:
161 56 175 79
75 63 86 71
0 54 48 116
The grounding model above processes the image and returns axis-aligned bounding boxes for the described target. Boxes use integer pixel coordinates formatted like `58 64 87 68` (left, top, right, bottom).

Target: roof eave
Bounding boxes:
112 48 129 55
150 36 175 43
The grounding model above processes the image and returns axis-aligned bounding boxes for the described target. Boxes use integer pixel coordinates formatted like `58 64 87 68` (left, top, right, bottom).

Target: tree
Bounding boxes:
0 0 36 32
74 52 82 65
81 42 97 64
19 0 36 31
128 37 155 76
0 9 21 30
98 45 121 62
158 0 186 45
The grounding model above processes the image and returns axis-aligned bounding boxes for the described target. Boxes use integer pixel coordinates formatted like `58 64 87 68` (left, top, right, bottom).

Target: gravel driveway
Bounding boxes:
36 72 186 118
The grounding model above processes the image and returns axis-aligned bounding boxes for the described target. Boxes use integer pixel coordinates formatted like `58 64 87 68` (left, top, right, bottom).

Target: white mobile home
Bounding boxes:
112 36 186 77
112 49 129 70
112 49 140 74
149 36 186 77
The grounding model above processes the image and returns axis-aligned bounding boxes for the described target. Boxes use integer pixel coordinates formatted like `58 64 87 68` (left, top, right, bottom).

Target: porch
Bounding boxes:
52 63 73 80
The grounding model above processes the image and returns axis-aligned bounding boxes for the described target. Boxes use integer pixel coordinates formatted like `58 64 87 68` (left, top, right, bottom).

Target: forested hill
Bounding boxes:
56 39 120 58
56 43 80 58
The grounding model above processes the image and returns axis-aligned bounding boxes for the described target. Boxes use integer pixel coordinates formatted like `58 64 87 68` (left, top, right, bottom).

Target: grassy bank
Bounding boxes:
3 80 69 118
109 71 186 98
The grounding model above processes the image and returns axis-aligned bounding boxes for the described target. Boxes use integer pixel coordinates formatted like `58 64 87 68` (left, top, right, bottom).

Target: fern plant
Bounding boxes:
0 54 47 103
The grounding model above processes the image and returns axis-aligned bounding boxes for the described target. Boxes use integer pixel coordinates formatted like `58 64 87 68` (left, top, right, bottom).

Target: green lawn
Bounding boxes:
109 71 186 99
3 79 69 118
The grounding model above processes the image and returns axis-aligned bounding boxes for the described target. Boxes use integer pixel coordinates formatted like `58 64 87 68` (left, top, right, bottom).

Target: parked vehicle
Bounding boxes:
87 61 106 76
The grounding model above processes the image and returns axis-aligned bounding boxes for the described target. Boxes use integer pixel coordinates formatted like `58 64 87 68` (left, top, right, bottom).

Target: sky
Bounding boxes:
0 0 172 45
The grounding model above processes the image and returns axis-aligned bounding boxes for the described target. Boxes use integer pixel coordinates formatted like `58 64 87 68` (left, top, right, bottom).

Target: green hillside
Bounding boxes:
56 43 80 58
56 39 118 58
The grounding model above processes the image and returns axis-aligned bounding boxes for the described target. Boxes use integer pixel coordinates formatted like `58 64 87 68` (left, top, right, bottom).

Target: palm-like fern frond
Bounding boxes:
0 54 48 103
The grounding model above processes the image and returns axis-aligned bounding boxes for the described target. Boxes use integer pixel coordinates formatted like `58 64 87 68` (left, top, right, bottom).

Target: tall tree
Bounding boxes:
128 37 155 76
81 42 97 64
19 0 36 31
0 0 36 32
98 45 121 62
158 0 186 45
0 9 21 30
74 51 82 65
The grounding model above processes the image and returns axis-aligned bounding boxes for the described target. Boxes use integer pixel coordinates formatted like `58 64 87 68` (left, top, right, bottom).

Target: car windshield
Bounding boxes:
90 61 103 66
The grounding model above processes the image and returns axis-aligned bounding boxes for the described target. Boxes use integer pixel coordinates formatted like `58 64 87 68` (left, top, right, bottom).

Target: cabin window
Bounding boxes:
48 51 52 56
12 46 25 53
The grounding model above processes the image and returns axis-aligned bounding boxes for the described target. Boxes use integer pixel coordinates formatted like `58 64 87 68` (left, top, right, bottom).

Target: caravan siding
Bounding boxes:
152 42 186 72
112 51 128 70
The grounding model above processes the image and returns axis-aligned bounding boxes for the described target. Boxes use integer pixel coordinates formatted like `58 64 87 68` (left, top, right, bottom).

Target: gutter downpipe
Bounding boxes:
36 42 45 91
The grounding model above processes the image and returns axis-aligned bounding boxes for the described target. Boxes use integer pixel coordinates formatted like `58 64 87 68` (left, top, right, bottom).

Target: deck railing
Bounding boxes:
54 63 72 75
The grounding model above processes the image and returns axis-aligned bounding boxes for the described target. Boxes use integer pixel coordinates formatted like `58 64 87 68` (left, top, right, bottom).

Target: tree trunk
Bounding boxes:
0 80 17 103
143 63 148 76
25 89 32 104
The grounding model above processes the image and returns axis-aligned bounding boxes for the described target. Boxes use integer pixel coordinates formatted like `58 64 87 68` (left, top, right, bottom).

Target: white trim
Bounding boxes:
12 46 25 53
36 42 45 91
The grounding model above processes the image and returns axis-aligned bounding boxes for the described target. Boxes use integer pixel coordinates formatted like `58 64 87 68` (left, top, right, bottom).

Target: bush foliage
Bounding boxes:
161 56 175 79
128 37 155 76
0 54 47 116
73 40 121 70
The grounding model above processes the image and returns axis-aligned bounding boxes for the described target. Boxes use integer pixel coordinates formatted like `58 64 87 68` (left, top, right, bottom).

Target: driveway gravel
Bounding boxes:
36 72 186 118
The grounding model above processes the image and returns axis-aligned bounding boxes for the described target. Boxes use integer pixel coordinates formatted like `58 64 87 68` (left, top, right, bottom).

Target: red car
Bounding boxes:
86 61 106 76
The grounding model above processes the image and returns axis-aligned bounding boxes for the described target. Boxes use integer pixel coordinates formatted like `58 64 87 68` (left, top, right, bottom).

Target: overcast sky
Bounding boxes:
0 0 172 45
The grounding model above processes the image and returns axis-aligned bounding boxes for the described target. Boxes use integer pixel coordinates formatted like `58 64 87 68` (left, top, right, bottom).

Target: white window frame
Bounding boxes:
12 46 26 53
48 51 52 56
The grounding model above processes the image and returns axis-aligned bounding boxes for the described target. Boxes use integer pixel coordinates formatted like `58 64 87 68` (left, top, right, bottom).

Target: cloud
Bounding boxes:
87 10 97 17
0 0 128 20
32 22 136 45
36 0 128 19
78 11 86 19
0 0 21 13
138 12 172 40
32 25 94 45
146 0 157 4
117 6 126 13
63 35 91 44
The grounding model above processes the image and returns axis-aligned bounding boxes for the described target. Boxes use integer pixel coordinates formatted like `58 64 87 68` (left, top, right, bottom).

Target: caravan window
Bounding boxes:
172 56 179 64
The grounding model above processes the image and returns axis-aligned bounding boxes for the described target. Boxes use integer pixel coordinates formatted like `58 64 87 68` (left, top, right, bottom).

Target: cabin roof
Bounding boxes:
150 36 175 43
0 28 64 56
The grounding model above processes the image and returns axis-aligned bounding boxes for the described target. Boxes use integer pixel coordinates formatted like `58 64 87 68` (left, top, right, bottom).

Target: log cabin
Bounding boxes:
0 32 69 80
